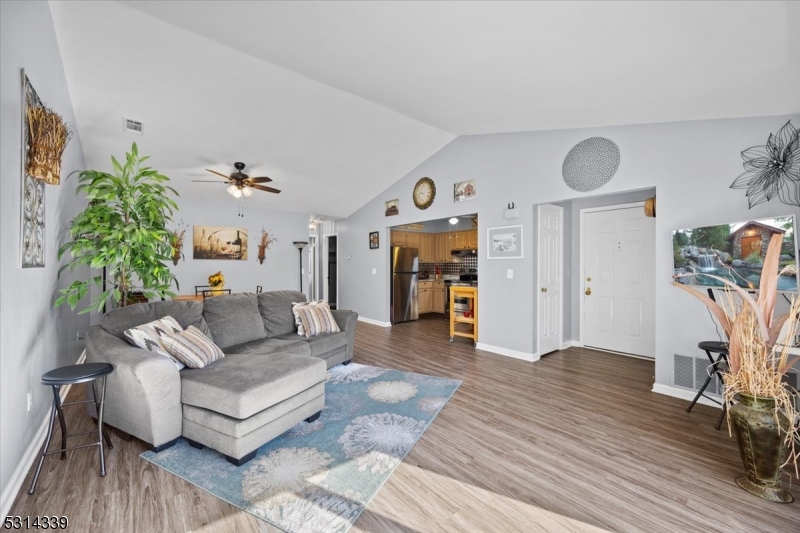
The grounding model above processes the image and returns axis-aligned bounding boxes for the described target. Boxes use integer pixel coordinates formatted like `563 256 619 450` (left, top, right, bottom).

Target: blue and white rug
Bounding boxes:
141 363 461 533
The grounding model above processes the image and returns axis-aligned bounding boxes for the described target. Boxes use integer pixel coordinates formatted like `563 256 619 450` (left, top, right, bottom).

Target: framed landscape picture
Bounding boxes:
385 199 399 216
369 231 379 249
487 225 523 259
193 226 248 260
453 179 476 202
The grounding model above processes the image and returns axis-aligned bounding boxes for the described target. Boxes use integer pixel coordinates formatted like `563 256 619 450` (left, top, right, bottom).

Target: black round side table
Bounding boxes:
28 363 114 494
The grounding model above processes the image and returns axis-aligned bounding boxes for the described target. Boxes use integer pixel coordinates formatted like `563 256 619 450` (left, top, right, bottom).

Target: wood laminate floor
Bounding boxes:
10 314 799 532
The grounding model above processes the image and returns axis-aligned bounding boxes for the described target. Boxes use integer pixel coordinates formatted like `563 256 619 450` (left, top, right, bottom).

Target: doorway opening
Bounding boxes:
545 187 656 359
325 235 338 309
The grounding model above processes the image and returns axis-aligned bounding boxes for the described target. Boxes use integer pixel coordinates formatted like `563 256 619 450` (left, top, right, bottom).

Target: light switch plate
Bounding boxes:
372 268 377 275
507 269 513 279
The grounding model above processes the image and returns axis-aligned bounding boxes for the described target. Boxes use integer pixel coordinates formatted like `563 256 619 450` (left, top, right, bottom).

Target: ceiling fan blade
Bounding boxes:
205 169 233 180
247 177 273 183
250 184 281 194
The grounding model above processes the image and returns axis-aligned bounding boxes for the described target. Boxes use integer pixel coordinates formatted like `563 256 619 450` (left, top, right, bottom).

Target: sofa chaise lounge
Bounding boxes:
85 291 357 465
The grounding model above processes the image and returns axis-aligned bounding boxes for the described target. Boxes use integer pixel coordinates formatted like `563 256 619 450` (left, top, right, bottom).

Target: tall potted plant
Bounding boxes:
674 234 799 502
56 143 179 312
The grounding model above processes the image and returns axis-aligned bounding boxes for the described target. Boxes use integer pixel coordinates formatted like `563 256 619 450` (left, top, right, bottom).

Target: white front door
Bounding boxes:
538 204 563 356
582 206 655 358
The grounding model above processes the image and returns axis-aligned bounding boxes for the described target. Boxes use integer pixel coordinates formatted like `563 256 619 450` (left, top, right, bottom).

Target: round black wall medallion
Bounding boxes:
562 137 620 192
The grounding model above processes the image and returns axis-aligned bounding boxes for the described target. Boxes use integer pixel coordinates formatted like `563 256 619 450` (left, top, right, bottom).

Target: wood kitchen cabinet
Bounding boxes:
418 233 433 262
453 231 468 250
391 231 406 247
433 281 445 313
466 229 478 248
405 232 420 250
418 281 433 313
435 234 447 262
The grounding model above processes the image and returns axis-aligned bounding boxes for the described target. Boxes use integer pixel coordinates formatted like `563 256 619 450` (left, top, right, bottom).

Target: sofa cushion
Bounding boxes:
275 331 346 359
180 352 325 419
162 326 224 369
202 293 266 349
102 300 211 340
224 337 311 357
258 291 307 336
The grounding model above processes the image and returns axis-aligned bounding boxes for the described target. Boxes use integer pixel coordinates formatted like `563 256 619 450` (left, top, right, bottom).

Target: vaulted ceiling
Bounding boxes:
50 1 800 218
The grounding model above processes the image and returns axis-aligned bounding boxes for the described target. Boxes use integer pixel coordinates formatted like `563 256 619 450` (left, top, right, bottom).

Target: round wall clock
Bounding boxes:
413 177 436 210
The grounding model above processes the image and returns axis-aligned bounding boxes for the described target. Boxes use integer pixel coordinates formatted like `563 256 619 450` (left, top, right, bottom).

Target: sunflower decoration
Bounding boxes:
208 271 225 288
730 120 800 208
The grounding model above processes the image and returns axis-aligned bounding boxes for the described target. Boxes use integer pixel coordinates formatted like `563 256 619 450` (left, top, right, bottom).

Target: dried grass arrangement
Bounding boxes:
25 104 72 185
674 233 800 478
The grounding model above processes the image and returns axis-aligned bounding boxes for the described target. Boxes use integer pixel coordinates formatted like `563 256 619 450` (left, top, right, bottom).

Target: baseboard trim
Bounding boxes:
0 350 86 517
475 343 539 363
357 317 392 327
652 383 722 409
560 340 579 350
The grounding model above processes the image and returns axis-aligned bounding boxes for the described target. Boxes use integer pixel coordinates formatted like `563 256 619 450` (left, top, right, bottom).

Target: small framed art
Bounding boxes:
369 231 379 249
487 225 523 259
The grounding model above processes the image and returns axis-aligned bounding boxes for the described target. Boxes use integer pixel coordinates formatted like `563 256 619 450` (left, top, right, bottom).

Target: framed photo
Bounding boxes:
487 225 523 259
369 231 379 249
454 179 476 202
385 199 399 216
193 226 248 260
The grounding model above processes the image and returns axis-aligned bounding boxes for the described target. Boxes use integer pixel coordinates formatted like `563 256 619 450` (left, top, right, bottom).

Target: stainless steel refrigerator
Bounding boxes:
390 246 419 324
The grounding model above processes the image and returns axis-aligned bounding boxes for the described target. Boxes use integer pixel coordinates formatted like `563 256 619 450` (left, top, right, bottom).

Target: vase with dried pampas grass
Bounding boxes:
674 233 799 502
26 104 71 185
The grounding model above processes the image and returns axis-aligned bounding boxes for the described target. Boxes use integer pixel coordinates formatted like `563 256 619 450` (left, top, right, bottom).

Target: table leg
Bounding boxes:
28 392 58 494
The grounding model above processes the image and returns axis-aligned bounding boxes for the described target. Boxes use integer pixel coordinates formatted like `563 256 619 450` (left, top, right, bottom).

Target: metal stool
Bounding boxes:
28 363 114 494
686 341 729 430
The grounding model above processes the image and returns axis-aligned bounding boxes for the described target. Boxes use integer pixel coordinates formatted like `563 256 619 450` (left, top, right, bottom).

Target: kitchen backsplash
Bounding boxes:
419 256 477 276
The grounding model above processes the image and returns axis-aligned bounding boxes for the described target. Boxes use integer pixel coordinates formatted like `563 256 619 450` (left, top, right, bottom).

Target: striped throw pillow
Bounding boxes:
123 316 186 370
292 301 316 336
162 326 224 369
294 301 340 338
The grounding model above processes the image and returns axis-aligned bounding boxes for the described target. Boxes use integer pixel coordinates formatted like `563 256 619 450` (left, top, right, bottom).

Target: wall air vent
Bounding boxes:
123 117 143 135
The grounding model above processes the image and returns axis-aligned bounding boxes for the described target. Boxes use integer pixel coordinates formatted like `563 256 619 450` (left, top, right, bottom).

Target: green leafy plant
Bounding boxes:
56 143 179 313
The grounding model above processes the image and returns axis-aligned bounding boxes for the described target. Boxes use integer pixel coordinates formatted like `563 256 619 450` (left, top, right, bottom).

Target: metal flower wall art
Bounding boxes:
730 120 800 208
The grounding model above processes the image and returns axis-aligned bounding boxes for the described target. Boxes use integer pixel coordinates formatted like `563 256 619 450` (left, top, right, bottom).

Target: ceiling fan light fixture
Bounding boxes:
242 187 253 197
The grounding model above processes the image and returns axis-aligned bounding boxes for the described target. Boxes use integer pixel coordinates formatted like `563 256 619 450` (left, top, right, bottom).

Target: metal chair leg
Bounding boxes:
687 372 714 413
97 375 108 477
52 385 68 460
29 393 58 494
92 379 113 449
715 402 727 430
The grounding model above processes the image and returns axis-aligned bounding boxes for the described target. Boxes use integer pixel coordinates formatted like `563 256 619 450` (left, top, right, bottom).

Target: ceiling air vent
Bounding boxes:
123 117 143 135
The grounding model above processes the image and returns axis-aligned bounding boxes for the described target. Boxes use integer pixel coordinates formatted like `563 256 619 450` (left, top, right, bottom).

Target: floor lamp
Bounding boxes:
293 241 308 293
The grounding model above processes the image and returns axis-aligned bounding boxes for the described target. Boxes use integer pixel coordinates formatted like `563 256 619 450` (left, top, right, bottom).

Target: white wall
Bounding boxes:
0 1 88 508
338 114 800 386
167 196 310 295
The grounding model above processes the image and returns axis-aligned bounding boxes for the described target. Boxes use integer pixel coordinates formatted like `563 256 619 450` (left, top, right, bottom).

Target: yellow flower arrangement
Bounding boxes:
208 271 225 288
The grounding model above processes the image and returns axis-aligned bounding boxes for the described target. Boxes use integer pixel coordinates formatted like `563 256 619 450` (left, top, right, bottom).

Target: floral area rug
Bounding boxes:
141 363 461 533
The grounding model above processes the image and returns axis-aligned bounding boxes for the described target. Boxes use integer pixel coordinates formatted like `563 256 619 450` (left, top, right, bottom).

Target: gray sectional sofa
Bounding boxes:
85 291 357 465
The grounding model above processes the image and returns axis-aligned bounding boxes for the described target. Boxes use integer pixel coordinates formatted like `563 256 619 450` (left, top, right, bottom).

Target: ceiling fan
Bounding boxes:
192 162 281 198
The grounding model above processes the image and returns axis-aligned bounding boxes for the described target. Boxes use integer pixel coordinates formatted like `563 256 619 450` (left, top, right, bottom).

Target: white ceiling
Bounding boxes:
50 1 800 218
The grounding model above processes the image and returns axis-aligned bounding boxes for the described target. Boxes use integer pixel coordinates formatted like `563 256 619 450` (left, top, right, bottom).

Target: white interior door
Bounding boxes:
582 206 655 358
538 204 563 356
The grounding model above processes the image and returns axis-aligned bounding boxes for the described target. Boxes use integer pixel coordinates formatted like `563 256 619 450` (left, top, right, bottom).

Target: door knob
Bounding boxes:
585 287 592 296
541 287 547 293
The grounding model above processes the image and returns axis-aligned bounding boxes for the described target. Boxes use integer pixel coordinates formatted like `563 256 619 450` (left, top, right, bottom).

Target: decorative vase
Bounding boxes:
729 394 793 503
172 244 183 265
210 283 224 296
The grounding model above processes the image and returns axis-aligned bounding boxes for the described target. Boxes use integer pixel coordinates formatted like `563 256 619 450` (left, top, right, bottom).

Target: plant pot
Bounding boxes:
729 394 793 503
